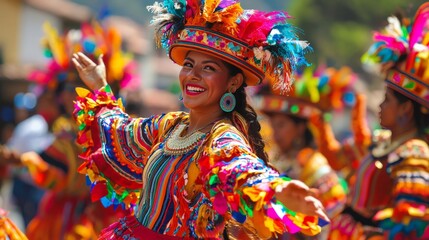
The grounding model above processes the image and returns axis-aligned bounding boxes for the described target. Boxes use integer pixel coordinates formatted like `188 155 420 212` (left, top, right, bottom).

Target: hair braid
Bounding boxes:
223 61 269 163
229 86 269 164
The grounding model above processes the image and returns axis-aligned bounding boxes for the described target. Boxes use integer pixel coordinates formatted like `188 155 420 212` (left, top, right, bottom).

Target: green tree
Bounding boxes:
288 0 426 82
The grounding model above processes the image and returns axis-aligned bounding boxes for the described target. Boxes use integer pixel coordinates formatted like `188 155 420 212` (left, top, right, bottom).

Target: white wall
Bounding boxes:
18 5 61 65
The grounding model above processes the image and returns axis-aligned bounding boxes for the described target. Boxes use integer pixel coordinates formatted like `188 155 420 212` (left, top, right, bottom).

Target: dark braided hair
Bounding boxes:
224 63 269 164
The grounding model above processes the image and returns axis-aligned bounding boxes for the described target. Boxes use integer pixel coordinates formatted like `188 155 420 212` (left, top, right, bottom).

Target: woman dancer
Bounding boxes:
329 3 429 239
72 0 329 239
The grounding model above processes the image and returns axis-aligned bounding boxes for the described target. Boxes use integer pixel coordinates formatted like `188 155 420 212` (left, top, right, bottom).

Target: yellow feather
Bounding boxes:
202 1 243 35
203 0 220 20
75 87 91 97
43 22 68 67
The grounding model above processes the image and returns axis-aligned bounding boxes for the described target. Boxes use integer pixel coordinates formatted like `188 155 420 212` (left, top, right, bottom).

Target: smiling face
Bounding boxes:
179 51 240 113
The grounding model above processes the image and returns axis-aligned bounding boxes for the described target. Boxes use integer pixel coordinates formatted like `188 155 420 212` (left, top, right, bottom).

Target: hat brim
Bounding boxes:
386 69 429 109
253 95 322 119
169 42 263 86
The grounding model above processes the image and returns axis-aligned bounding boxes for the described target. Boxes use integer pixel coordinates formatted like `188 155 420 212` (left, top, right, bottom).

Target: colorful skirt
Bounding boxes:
26 192 125 240
99 215 188 240
328 206 383 240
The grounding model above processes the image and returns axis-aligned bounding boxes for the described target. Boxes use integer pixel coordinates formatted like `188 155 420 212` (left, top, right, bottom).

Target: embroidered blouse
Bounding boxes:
73 86 324 239
347 130 429 239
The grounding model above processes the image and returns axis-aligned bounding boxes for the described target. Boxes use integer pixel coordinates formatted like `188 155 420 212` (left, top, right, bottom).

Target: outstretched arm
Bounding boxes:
274 179 329 222
72 52 185 209
0 144 67 191
199 124 329 239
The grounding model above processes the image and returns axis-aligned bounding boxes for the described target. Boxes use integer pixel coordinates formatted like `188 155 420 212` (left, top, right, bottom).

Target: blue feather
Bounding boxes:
163 0 186 17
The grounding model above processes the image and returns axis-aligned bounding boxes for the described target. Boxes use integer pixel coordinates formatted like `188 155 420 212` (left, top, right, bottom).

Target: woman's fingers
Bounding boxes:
315 208 330 223
72 57 83 71
276 180 330 223
302 196 330 223
72 52 104 69
98 54 105 66
309 188 320 198
77 52 96 67
72 53 89 71
71 52 108 90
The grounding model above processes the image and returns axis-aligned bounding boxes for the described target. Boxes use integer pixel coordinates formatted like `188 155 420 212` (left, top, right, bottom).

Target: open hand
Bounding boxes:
275 179 330 223
72 52 108 91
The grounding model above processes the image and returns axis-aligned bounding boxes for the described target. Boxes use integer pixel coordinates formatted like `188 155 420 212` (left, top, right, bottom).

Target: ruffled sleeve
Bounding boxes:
374 139 429 239
197 122 325 239
74 86 183 209
297 148 348 219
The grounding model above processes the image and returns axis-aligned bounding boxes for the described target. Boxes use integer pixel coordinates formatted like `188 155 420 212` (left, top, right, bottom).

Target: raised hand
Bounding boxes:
275 179 330 223
72 52 108 91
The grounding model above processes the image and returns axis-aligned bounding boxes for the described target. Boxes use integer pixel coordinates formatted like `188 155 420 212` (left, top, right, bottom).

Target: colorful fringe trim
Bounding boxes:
197 123 325 238
74 86 141 209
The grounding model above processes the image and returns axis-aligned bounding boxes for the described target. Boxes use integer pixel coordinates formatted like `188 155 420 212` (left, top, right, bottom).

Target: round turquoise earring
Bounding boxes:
220 92 236 112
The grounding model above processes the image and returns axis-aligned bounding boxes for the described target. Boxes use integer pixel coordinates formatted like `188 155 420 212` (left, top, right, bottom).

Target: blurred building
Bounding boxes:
0 0 186 141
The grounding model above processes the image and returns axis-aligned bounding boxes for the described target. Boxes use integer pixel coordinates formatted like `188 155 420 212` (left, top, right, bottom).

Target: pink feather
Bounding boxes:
185 0 200 20
237 10 289 45
409 2 429 49
374 33 407 54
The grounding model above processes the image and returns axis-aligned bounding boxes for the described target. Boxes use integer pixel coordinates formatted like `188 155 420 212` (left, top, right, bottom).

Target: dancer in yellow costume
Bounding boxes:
254 66 354 239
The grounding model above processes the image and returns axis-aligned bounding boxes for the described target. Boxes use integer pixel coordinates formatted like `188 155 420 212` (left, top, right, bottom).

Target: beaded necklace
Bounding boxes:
164 121 215 156
372 129 417 158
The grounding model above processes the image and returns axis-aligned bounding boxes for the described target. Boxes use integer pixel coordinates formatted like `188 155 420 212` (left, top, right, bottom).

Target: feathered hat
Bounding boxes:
362 3 429 108
147 0 311 91
254 66 357 119
28 21 139 92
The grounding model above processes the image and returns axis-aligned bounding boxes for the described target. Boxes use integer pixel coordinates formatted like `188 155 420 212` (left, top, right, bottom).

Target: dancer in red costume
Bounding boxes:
329 4 429 239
